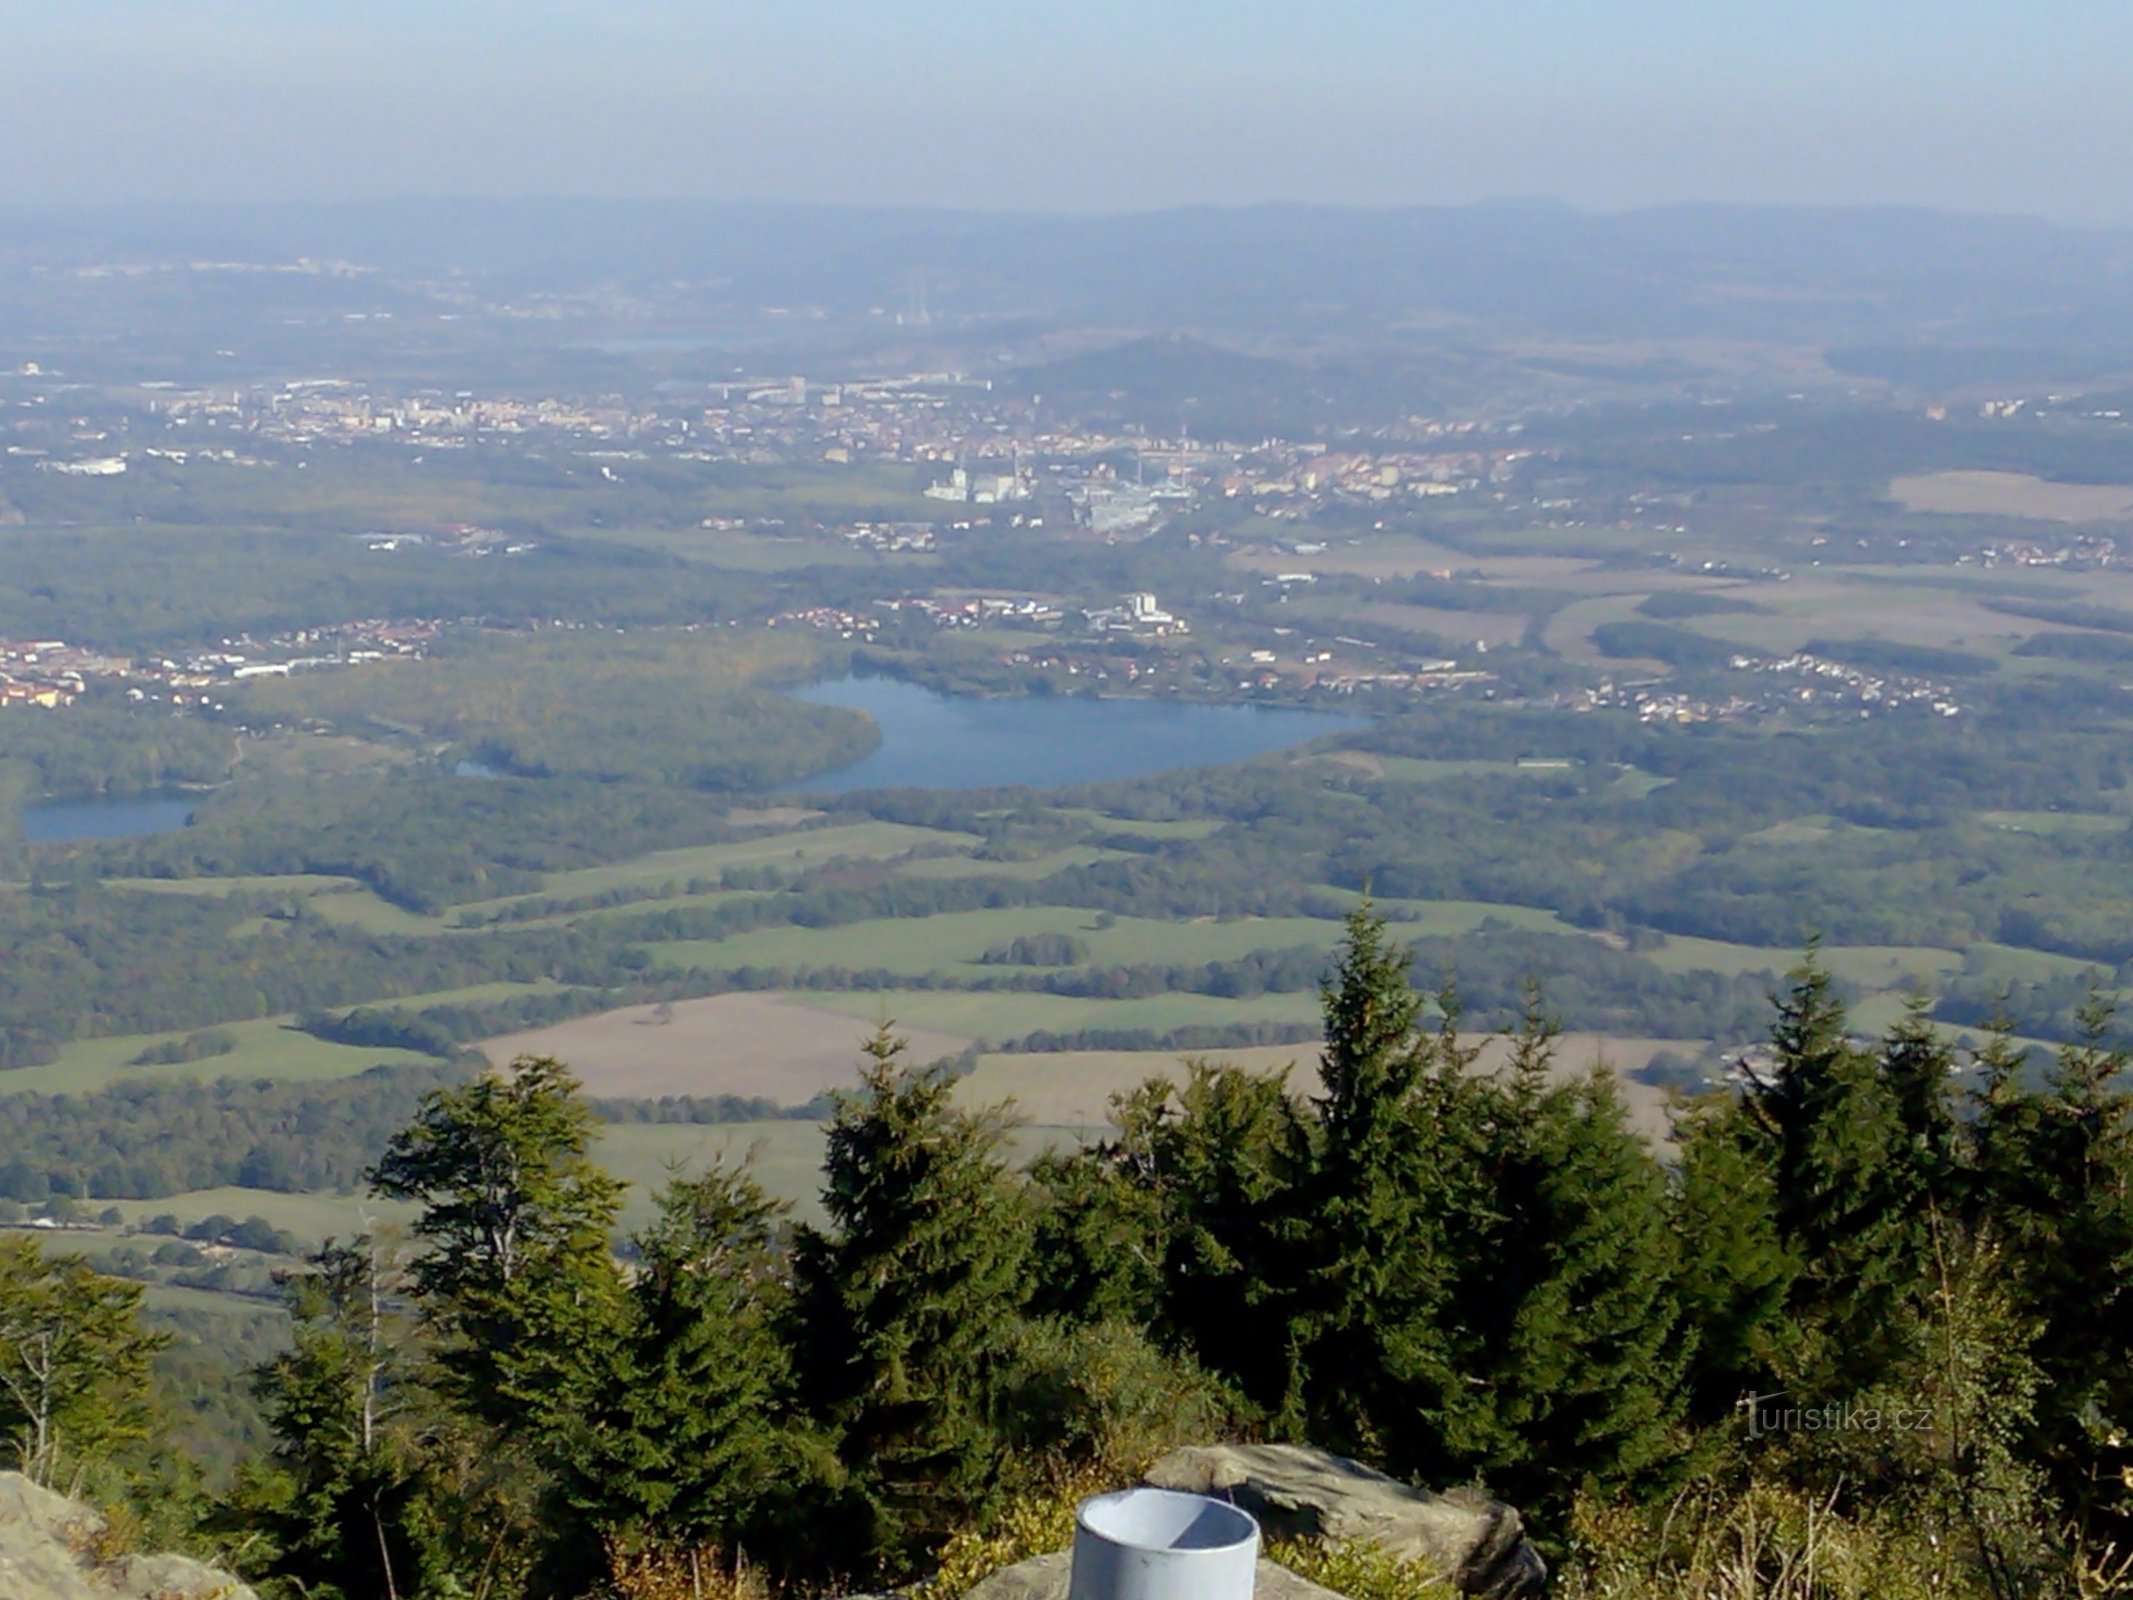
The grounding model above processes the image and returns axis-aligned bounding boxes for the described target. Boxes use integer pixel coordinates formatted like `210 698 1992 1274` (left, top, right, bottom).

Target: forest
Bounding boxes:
5 908 2128 1600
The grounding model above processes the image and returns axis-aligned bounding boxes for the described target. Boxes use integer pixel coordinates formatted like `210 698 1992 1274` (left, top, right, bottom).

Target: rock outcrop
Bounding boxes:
1143 1445 1546 1600
0 1473 256 1600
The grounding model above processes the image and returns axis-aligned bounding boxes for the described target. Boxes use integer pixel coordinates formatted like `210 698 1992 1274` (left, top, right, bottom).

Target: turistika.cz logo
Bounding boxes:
1738 1390 1934 1439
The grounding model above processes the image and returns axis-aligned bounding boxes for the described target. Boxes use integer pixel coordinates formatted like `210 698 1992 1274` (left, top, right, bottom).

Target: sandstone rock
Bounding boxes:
964 1548 1350 1600
0 1472 256 1600
1143 1445 1545 1600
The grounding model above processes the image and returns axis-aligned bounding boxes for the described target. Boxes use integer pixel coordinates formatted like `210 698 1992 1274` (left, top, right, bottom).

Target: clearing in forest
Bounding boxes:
1891 470 2133 523
480 992 973 1101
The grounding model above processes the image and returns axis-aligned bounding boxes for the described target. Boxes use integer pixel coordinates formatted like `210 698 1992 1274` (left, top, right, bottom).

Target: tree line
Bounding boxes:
6 906 2130 1599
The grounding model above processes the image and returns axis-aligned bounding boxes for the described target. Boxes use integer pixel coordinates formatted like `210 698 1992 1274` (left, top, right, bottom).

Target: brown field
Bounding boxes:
1226 542 1597 583
959 1033 1686 1146
1890 471 2133 523
1690 577 2034 655
1352 602 1530 646
481 993 972 1101
726 806 824 829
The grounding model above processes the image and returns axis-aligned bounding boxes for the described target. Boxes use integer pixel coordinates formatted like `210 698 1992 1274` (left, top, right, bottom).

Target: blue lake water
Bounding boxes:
22 795 195 843
790 677 1365 793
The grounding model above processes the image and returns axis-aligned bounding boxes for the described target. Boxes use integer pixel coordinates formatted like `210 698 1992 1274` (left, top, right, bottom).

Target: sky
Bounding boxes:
6 0 2131 221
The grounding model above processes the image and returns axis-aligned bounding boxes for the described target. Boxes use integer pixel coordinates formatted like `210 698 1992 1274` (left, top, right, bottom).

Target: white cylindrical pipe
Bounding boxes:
1068 1488 1261 1600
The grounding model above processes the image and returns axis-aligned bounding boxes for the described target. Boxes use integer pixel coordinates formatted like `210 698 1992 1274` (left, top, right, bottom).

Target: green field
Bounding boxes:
103 873 458 935
648 908 1353 980
95 1187 418 1239
1963 942 2111 983
1382 898 1583 937
4 1016 439 1095
1978 809 2130 836
898 845 1128 881
105 874 363 897
1639 936 1958 992
465 887 770 933
1373 756 1583 785
449 820 977 915
596 1120 835 1227
1047 809 1226 840
307 888 455 935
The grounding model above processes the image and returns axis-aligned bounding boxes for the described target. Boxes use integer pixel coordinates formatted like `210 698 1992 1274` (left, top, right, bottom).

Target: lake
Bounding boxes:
22 795 195 843
790 676 1365 792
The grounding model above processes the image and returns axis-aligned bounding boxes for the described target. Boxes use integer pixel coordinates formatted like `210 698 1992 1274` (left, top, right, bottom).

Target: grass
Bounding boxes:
598 1120 835 1227
1690 577 2033 659
3 1016 438 1095
1641 935 1959 992
103 872 454 934
1543 592 1659 664
803 987 1323 1043
93 1187 418 1240
449 821 976 915
1610 765 1675 799
647 908 1354 980
955 1044 1313 1128
309 889 454 935
597 1117 1077 1228
898 846 1128 881
1048 809 1226 840
1978 809 2129 836
105 873 362 897
1374 757 1579 785
1738 816 1837 846
1640 934 1797 979
1890 470 2133 522
328 978 577 1013
452 887 767 934
1820 945 1964 990
1964 942 2109 983
1382 898 1583 936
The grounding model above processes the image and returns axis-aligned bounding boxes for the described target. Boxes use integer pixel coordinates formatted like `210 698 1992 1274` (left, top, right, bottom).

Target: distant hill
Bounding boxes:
5 199 2132 360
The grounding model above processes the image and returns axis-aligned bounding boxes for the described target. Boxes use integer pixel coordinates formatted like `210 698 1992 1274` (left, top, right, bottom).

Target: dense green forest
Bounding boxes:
234 630 877 789
13 685 2133 1083
8 909 2129 1600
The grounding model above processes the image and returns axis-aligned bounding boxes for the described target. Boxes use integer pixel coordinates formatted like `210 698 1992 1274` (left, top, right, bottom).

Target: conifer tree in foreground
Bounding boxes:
248 1233 445 1600
1301 901 1483 1471
1117 1061 1307 1422
1458 1006 1688 1509
568 1162 810 1566
792 1025 1033 1573
1738 955 1925 1400
1975 991 2133 1527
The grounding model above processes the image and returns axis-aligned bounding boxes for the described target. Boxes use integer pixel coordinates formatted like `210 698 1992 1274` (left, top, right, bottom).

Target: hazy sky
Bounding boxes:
7 0 2131 220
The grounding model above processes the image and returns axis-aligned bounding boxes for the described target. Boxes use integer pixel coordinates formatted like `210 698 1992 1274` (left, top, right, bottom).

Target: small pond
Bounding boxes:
22 795 195 843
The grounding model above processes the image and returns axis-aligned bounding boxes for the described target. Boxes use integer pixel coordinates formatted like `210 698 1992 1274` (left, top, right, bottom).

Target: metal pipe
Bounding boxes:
1068 1488 1261 1600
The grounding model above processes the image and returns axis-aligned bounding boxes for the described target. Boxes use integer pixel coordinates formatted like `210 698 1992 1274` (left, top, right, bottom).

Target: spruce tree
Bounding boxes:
1880 995 1964 1219
250 1234 443 1600
1026 1140 1167 1328
1976 990 2133 1525
1116 1063 1308 1423
1457 1008 1689 1509
792 1025 1033 1573
1671 1093 1797 1421
1299 902 1488 1474
1740 955 1920 1398
570 1163 805 1563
